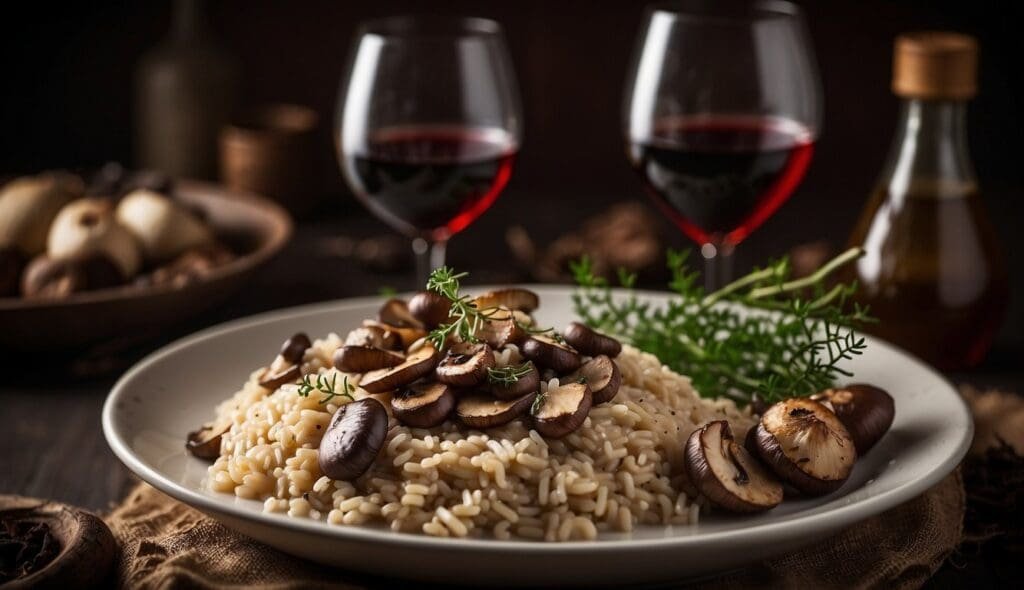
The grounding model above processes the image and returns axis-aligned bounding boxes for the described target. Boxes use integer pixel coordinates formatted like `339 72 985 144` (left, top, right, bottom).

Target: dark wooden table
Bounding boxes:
2 201 1021 586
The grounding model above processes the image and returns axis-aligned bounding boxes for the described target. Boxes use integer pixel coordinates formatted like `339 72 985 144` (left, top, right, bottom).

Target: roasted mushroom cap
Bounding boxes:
563 322 622 358
345 325 402 351
318 398 389 480
474 288 540 313
115 190 213 262
360 343 440 393
475 306 527 348
811 384 895 454
186 419 231 460
531 382 592 439
362 320 426 350
47 197 142 278
570 355 621 405
0 171 82 256
753 398 857 496
489 361 541 400
258 356 302 390
685 420 783 513
456 392 534 429
334 345 405 373
378 298 425 329
20 254 125 298
435 342 495 387
408 291 452 328
391 381 456 428
521 335 582 373
280 332 311 363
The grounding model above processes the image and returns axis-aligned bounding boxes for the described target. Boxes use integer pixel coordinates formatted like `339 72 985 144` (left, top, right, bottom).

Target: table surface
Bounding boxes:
2 209 1021 588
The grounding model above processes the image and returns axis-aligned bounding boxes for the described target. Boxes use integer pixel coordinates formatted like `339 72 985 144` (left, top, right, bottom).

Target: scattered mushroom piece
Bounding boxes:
489 361 540 400
435 342 495 387
257 333 310 390
115 190 213 262
522 335 582 373
345 325 402 351
685 420 783 513
531 382 592 439
280 332 312 363
456 392 535 429
569 355 621 404
186 418 231 460
811 384 895 453
21 254 124 298
377 298 425 329
563 322 622 358
408 291 452 328
361 320 426 349
391 381 456 428
47 197 142 278
334 345 405 373
752 398 857 496
318 398 389 480
360 343 440 393
474 288 540 313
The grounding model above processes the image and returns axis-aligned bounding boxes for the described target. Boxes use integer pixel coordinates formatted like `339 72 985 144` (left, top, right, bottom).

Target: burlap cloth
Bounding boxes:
105 386 1024 590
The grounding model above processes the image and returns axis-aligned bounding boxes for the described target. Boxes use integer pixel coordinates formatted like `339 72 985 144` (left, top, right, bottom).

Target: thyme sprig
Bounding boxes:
487 363 534 386
571 247 872 405
298 373 355 405
426 267 502 348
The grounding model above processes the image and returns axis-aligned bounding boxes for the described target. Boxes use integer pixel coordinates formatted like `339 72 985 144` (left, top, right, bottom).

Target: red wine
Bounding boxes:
344 126 517 240
628 117 814 246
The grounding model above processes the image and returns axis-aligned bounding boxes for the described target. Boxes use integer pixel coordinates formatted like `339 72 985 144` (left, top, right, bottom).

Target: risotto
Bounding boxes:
206 330 751 542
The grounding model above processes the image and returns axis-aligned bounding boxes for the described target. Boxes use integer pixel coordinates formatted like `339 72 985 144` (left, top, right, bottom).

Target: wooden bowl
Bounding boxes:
0 180 291 353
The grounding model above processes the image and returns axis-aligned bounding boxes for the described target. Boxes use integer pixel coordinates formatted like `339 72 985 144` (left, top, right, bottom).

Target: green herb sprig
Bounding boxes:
487 363 533 386
571 247 872 405
298 373 355 405
425 267 501 349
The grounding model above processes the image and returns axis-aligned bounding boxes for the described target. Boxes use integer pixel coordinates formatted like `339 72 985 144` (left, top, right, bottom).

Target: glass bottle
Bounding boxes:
845 32 1007 370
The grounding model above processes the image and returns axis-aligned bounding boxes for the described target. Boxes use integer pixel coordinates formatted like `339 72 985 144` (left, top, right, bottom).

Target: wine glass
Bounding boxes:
624 0 822 290
337 16 523 286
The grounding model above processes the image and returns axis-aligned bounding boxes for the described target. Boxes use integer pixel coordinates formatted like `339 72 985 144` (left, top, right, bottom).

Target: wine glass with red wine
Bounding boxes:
624 0 821 289
337 16 522 285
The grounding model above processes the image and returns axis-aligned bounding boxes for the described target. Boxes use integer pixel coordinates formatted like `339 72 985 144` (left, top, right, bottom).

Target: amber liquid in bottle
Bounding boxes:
845 99 1007 369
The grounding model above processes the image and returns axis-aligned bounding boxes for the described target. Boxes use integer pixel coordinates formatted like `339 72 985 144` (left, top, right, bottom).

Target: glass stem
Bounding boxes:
413 238 448 288
701 241 734 292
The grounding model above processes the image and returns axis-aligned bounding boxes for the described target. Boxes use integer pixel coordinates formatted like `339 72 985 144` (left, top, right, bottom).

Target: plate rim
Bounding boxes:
102 286 973 554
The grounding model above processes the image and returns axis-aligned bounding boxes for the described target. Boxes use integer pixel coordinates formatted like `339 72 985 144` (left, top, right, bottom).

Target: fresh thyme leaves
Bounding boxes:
531 391 547 416
298 373 355 405
571 247 872 405
425 267 501 349
487 363 533 386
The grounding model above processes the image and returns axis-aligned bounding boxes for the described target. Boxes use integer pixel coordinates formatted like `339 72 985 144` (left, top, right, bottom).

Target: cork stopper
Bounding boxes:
892 32 977 100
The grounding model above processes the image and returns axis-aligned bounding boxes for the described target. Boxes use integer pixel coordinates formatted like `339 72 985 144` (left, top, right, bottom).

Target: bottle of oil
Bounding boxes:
845 32 1007 370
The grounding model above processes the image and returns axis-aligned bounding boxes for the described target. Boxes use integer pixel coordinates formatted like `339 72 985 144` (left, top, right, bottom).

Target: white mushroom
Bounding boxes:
115 190 212 262
47 197 142 278
0 172 83 255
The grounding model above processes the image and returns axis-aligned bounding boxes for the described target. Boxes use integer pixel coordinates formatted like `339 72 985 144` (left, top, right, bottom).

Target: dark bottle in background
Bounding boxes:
845 32 1008 370
134 0 238 179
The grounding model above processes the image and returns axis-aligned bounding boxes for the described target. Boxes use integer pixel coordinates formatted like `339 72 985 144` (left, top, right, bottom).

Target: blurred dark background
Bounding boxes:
1 0 1022 362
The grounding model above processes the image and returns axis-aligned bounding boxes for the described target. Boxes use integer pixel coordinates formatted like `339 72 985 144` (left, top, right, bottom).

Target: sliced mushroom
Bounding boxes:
522 335 582 373
531 382 592 439
360 343 440 393
377 298 424 329
456 392 534 429
0 247 24 296
685 420 783 513
489 361 541 400
333 345 404 373
345 325 402 351
391 381 456 428
408 291 452 328
811 384 895 453
280 332 312 363
752 398 857 496
186 418 231 460
318 398 389 480
258 357 302 390
569 355 621 404
474 288 540 313
47 197 142 278
361 320 426 349
563 322 622 358
115 190 213 262
435 342 495 387
21 254 125 298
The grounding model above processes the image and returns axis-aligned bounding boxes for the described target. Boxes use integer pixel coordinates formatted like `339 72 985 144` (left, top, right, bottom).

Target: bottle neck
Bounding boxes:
883 99 975 199
170 0 209 41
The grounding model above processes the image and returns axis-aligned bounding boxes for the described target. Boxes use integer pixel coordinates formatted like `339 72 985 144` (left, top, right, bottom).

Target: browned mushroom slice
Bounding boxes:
362 320 427 349
345 325 402 351
391 382 456 428
279 332 312 363
21 254 124 298
359 343 440 393
318 398 389 480
811 384 895 453
456 392 534 429
563 322 622 358
435 342 495 387
521 335 582 373
257 356 302 390
333 345 405 373
378 298 424 329
531 382 592 439
685 420 783 513
474 288 540 313
489 361 540 400
569 355 621 404
408 291 452 328
186 418 231 460
474 306 527 348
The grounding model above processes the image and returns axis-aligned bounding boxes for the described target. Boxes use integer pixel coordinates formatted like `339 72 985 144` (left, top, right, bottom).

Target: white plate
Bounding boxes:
103 287 971 586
